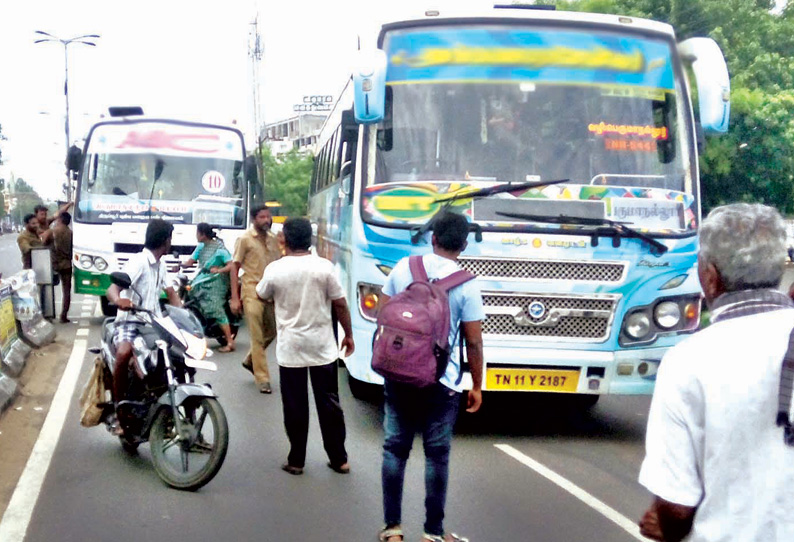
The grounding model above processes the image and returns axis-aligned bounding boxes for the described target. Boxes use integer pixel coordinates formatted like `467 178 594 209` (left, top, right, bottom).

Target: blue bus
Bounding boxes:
309 6 730 402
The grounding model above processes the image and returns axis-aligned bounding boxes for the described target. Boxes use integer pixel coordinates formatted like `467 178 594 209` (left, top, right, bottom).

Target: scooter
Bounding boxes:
93 271 229 491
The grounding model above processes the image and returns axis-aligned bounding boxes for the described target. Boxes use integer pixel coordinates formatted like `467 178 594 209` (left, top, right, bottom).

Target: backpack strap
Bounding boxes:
434 270 475 292
408 255 429 283
776 326 794 446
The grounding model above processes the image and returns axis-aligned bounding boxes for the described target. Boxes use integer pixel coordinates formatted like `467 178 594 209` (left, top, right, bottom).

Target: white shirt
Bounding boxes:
115 248 168 323
256 254 345 368
639 310 794 542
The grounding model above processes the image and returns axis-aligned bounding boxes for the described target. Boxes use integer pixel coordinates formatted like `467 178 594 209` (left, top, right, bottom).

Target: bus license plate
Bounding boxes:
486 368 580 392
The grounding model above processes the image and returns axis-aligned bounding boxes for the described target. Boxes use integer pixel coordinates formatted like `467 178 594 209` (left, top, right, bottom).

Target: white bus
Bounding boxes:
70 114 261 315
310 5 730 401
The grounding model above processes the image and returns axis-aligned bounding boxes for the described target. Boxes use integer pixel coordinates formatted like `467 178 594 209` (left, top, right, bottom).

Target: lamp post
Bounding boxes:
34 31 100 201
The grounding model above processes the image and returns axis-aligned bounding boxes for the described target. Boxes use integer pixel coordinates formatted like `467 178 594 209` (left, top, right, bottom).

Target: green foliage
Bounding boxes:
556 0 794 214
9 178 44 225
259 146 313 217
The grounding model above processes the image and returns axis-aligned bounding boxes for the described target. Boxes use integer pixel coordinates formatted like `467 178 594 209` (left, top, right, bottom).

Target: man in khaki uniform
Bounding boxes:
17 213 43 269
231 204 281 393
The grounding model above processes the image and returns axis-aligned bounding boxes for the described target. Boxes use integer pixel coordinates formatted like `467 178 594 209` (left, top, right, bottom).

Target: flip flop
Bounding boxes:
327 461 350 474
218 345 235 353
377 527 404 541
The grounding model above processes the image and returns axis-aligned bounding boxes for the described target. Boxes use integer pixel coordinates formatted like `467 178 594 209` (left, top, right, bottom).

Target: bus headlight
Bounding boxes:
654 301 681 329
624 312 651 340
357 283 383 321
621 296 701 346
79 254 94 270
93 257 109 272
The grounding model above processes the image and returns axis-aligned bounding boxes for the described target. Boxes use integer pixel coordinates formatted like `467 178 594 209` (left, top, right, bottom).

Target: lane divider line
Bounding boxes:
0 339 88 542
494 444 645 541
76 328 89 337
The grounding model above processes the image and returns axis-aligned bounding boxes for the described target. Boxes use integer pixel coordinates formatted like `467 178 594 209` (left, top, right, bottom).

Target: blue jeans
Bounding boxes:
382 381 461 536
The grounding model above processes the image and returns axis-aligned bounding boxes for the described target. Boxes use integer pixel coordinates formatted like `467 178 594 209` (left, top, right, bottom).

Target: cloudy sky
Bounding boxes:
0 0 472 200
1 0 785 200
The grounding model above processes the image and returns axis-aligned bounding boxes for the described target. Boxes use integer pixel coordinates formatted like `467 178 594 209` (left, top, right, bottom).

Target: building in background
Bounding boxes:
263 112 327 156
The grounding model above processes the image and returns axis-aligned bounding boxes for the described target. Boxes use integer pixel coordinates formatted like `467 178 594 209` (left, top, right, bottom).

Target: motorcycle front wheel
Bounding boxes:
150 397 229 491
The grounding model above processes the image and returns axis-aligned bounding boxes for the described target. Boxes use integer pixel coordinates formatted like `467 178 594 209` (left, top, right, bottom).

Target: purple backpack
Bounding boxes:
372 256 475 387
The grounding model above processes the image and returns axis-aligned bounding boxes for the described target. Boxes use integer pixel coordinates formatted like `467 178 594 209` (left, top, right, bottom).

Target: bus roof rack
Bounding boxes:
494 4 556 10
108 106 144 117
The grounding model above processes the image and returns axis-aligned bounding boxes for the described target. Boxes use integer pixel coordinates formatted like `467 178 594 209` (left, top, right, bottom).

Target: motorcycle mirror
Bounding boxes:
110 271 132 290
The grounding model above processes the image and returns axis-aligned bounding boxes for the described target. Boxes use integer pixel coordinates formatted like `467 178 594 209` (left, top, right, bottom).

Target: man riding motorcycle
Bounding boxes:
105 219 182 435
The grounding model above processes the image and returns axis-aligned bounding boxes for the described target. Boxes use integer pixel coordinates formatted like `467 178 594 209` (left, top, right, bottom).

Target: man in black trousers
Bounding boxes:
255 217 355 475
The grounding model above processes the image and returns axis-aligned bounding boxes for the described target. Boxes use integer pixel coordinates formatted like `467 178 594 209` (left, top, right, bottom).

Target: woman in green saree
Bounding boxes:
182 223 236 352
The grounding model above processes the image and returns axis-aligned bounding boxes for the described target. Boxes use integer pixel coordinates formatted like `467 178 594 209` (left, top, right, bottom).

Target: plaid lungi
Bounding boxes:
112 322 144 347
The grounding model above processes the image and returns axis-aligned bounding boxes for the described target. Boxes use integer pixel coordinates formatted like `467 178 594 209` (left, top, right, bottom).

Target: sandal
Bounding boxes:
422 534 469 542
218 345 235 353
377 526 404 541
281 463 303 475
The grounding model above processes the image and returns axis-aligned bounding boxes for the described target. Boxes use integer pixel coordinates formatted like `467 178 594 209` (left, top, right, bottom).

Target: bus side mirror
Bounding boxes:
353 49 387 124
67 145 83 173
678 37 730 135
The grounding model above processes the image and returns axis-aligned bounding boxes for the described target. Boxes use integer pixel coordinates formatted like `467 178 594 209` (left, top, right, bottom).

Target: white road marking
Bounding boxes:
0 339 88 542
93 301 102 318
76 328 89 337
494 444 645 541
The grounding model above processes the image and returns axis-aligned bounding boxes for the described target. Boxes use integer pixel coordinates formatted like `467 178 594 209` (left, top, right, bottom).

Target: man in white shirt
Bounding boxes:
256 217 354 475
638 203 794 541
106 219 182 415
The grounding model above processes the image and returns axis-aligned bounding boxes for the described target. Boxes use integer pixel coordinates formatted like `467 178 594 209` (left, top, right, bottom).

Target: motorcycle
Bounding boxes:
92 271 229 491
177 270 239 347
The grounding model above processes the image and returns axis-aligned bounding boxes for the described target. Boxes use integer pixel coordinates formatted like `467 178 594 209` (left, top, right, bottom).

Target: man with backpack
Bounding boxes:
375 211 485 542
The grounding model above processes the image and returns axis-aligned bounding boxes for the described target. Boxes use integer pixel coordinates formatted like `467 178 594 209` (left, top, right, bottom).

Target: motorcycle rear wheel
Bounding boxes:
150 397 229 491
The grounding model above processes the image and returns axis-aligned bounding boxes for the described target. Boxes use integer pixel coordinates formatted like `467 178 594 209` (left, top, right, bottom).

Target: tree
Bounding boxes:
259 146 314 217
555 0 794 214
10 178 44 225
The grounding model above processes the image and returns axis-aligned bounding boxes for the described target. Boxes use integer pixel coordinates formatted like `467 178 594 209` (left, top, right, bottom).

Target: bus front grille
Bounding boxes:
458 257 626 283
481 293 618 341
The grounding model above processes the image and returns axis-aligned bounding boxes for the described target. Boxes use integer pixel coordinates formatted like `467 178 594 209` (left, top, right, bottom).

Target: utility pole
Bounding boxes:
34 31 100 202
249 16 266 193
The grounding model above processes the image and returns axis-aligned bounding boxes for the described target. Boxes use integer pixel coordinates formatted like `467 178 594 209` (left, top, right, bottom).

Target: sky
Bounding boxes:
0 0 786 201
0 0 468 201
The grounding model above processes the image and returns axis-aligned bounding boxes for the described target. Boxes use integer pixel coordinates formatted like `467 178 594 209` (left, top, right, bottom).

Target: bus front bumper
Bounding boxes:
477 345 666 395
73 267 111 296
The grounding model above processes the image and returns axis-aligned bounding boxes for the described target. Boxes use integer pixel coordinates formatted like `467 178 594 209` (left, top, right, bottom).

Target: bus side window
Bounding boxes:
310 155 318 195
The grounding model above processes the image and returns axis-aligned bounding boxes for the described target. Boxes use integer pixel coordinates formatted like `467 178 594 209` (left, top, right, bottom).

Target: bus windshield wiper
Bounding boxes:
409 178 570 244
495 211 668 256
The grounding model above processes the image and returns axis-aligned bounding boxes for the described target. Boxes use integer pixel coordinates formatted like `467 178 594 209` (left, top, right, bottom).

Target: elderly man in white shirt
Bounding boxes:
638 203 794 541
106 219 182 430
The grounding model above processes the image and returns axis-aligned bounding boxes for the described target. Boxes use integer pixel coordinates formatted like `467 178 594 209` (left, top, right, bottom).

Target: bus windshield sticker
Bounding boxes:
362 182 696 232
201 170 226 194
384 27 674 90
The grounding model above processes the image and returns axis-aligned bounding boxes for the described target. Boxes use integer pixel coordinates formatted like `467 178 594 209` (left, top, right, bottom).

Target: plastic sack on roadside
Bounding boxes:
79 356 110 427
8 270 56 347
0 280 32 376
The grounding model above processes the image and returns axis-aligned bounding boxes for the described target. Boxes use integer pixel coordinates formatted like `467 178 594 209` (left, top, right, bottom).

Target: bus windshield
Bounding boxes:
76 121 246 227
365 25 696 234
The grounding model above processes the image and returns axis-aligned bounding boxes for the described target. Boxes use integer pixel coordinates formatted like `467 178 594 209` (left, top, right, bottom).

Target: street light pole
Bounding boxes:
34 31 100 202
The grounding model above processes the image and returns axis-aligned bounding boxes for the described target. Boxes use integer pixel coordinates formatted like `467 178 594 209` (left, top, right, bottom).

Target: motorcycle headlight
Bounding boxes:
94 257 109 272
654 301 682 329
79 254 94 270
184 333 208 361
624 312 651 340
